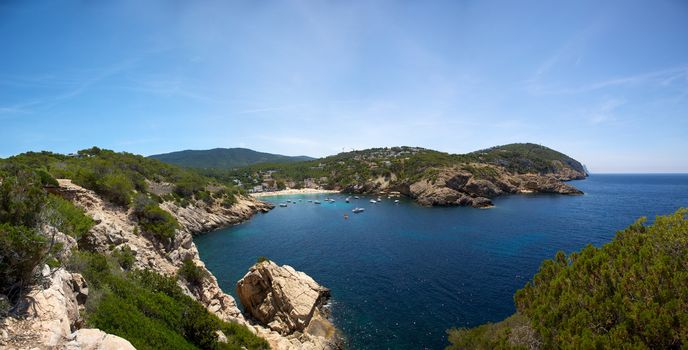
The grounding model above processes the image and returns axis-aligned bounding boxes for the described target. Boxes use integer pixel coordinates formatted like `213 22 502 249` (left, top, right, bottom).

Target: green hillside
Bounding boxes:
149 148 314 169
215 143 586 191
446 208 688 349
0 149 266 349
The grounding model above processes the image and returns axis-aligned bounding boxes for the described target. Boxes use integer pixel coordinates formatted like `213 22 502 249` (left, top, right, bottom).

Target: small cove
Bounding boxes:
195 174 688 349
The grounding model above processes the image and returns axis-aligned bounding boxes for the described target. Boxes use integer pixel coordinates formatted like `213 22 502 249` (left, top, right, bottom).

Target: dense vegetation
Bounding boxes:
447 208 688 349
212 143 585 191
0 149 269 349
4 147 242 208
67 252 268 350
0 165 93 303
149 147 313 169
470 144 586 175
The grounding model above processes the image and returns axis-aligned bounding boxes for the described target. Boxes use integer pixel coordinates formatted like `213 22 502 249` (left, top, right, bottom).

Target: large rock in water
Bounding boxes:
236 261 333 336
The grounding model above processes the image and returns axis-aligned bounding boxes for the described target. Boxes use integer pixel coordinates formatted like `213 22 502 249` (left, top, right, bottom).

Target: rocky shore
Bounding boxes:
342 165 586 208
0 179 340 350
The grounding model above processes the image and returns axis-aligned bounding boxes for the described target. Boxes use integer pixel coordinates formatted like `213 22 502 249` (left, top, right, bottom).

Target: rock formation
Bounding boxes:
1 179 336 350
237 261 341 349
0 264 135 350
344 165 585 208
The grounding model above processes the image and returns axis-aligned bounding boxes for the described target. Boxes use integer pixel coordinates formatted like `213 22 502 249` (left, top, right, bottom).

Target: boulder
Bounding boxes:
236 261 332 335
66 328 136 350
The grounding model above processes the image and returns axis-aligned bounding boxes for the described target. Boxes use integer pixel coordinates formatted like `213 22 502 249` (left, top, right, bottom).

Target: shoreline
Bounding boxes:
250 188 341 197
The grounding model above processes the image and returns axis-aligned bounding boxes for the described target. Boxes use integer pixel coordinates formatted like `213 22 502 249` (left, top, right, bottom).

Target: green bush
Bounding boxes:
174 176 206 198
99 173 134 207
133 195 178 241
0 223 48 301
178 258 208 287
0 169 46 227
256 256 270 264
36 169 59 187
448 209 688 349
67 252 269 350
195 191 213 205
221 196 237 208
43 194 94 239
113 245 135 270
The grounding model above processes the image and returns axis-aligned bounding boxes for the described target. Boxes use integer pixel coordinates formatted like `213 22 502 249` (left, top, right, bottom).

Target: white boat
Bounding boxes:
352 207 365 213
345 197 350 203
394 199 400 204
369 199 377 204
377 197 382 201
279 203 288 207
354 196 360 199
314 200 321 204
307 200 313 202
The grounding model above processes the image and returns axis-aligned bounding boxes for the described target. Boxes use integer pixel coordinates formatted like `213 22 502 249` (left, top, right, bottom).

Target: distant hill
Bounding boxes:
222 143 588 208
149 148 314 169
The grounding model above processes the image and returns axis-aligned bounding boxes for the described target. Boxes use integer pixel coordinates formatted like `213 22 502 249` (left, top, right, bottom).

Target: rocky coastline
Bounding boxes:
341 165 586 208
0 179 340 350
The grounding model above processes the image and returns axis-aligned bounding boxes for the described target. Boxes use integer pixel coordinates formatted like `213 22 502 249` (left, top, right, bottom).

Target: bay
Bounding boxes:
195 174 688 349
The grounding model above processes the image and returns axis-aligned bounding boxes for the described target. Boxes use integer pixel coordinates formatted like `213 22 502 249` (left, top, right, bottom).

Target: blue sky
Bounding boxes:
1 1 687 172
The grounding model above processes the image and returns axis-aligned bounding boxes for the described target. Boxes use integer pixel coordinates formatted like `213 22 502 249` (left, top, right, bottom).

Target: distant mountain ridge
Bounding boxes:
149 148 314 169
224 143 588 208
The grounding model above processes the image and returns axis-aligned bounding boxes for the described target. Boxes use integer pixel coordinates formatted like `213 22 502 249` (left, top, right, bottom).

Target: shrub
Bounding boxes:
99 173 134 207
113 245 135 270
0 223 48 302
133 195 178 241
36 169 59 187
448 209 688 349
0 170 46 227
195 191 213 205
256 256 270 264
43 194 94 239
178 258 208 287
221 195 237 208
174 176 206 198
67 252 269 350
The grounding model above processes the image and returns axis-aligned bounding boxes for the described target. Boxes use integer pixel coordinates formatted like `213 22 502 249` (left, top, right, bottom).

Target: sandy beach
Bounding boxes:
250 188 341 198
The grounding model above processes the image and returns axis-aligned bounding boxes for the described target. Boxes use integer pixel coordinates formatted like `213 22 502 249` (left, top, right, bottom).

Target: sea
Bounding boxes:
194 174 688 349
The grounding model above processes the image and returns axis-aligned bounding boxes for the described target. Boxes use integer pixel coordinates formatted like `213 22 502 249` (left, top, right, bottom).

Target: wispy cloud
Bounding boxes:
586 98 625 125
528 66 688 96
0 59 139 115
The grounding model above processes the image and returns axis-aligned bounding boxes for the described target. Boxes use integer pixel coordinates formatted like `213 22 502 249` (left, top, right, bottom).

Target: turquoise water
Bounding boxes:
195 174 688 349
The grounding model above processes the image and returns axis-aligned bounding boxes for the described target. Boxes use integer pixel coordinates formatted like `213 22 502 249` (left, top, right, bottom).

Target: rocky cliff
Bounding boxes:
1 179 337 350
237 261 341 349
343 164 585 208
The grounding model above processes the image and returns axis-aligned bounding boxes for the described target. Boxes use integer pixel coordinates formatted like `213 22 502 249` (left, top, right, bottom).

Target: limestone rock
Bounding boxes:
236 261 332 335
66 328 136 350
0 268 96 349
236 261 342 350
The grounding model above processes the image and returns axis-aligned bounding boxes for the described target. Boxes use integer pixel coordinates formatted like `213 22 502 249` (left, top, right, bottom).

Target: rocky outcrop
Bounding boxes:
237 261 341 349
0 265 134 350
341 164 585 208
30 179 336 350
161 197 272 235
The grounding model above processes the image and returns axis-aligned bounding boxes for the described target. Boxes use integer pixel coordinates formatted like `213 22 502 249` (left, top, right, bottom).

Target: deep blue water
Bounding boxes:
195 174 688 350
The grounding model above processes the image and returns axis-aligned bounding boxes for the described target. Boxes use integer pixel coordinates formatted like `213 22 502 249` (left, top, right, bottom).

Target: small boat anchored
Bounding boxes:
369 199 377 204
314 200 321 204
352 207 365 213
279 203 288 207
